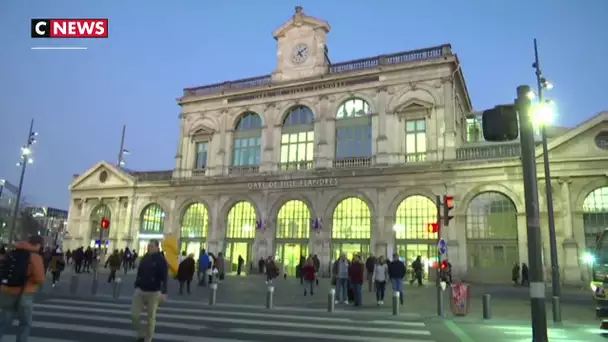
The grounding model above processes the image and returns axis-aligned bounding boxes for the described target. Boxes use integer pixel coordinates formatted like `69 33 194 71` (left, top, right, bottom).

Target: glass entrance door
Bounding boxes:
395 243 437 281
180 241 204 258
137 240 164 257
225 241 251 273
331 242 370 261
275 242 309 276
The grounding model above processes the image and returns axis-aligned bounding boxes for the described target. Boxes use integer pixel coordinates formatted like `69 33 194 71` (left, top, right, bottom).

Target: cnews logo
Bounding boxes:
31 19 108 38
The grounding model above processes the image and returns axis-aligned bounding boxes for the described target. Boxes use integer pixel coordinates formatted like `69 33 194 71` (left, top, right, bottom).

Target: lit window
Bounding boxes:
280 106 315 171
405 119 426 162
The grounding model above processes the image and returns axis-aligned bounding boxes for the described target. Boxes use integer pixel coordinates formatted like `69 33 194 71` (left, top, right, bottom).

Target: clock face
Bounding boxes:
291 43 309 64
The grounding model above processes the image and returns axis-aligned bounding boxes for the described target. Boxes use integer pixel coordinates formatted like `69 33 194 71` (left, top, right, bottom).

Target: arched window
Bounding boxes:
335 98 372 162
280 106 315 171
226 201 257 239
276 200 311 239
232 112 262 167
90 204 111 239
332 197 371 240
181 203 209 239
583 187 608 249
140 203 165 234
466 191 518 270
394 196 437 240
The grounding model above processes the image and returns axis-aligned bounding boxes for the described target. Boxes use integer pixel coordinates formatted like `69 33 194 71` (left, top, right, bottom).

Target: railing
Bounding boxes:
182 44 450 98
130 170 173 182
228 165 260 176
332 157 373 169
191 168 206 177
279 161 314 172
456 143 522 161
406 153 427 163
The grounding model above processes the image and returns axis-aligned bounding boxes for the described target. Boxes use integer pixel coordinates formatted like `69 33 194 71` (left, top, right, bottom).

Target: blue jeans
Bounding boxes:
336 278 348 302
0 293 34 342
353 283 362 306
391 278 404 303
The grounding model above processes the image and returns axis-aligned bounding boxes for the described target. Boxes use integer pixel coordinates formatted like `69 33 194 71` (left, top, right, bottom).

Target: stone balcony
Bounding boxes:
137 145 528 183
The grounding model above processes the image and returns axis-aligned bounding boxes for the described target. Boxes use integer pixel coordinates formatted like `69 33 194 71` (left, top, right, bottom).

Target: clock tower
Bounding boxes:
272 6 331 82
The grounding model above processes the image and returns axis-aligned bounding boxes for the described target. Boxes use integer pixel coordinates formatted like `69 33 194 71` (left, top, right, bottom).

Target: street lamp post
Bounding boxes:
8 119 38 244
533 38 561 323
117 125 129 167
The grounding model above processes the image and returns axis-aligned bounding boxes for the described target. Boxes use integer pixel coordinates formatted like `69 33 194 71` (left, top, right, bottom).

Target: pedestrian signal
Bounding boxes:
443 195 454 227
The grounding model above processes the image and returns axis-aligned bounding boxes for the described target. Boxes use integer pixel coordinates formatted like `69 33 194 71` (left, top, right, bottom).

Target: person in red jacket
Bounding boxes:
302 257 316 296
348 254 365 306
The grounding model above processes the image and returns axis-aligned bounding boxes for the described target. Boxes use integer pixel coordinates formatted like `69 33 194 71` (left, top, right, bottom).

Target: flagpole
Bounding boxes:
117 125 126 167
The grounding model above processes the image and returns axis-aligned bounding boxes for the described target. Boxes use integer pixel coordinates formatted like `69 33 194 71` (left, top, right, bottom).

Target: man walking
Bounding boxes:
131 239 168 342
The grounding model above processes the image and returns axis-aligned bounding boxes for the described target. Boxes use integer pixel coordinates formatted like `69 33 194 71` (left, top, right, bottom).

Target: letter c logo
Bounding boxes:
35 21 46 36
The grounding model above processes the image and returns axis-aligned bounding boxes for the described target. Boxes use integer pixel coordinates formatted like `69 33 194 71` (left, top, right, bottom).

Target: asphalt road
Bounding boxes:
24 294 450 342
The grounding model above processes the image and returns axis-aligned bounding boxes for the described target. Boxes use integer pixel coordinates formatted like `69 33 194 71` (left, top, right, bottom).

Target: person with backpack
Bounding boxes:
50 247 66 288
0 235 46 341
131 239 168 342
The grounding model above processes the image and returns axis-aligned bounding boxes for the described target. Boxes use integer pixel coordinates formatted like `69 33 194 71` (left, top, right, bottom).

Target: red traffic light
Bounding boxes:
444 196 454 209
100 217 110 229
427 222 438 233
440 260 449 270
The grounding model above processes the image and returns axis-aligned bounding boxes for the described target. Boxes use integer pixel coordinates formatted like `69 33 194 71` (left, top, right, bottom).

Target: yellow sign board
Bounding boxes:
163 236 179 277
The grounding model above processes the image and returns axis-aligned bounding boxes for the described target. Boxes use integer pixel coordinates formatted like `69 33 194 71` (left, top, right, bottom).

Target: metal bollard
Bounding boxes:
392 291 400 316
328 288 335 312
112 277 122 299
69 275 79 294
482 294 492 319
91 272 99 296
208 283 217 305
552 296 562 323
266 286 274 309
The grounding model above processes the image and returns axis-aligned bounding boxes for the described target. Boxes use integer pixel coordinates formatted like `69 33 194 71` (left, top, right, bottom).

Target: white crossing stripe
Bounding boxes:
44 298 426 327
29 297 436 341
483 324 598 341
2 336 78 342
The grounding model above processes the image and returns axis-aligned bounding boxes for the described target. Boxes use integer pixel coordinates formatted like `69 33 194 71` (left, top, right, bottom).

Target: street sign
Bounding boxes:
438 239 447 255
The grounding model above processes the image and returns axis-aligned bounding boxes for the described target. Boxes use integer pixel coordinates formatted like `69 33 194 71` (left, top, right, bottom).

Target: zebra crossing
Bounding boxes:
477 323 605 342
18 297 439 342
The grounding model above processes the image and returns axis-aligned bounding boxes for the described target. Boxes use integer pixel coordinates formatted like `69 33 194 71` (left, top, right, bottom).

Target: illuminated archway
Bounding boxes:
583 187 608 249
180 203 209 256
225 201 257 273
331 197 371 260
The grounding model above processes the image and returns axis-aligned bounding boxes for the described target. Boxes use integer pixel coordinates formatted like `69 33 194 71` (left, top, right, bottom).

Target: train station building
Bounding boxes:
65 7 608 284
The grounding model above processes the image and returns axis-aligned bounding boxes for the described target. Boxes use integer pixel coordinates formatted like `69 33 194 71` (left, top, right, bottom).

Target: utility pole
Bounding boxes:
534 38 561 323
8 119 35 243
435 195 444 317
516 85 548 340
117 125 127 167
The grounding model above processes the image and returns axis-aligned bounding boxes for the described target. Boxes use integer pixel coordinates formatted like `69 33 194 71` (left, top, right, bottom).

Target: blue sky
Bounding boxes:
0 0 606 209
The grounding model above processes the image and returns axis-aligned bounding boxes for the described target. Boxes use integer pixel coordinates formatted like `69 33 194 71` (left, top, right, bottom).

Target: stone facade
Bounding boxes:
65 8 608 284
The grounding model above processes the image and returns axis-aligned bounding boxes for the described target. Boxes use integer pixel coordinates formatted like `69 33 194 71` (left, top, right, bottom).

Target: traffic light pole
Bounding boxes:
516 85 548 340
435 195 444 317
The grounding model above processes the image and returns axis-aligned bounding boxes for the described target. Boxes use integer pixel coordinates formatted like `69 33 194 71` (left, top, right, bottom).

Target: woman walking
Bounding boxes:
372 256 388 305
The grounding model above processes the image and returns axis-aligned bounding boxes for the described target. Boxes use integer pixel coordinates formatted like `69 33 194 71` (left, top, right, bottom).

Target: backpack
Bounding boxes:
0 250 31 287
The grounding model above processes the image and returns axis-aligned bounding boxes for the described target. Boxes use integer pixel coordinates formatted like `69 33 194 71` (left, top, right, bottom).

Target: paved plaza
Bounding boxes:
26 271 606 341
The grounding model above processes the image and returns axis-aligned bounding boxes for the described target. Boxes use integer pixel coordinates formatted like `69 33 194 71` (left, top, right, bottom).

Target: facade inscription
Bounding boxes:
248 178 339 190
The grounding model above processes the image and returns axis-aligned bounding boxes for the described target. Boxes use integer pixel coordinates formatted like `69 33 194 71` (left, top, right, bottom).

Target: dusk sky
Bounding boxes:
0 1 606 210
